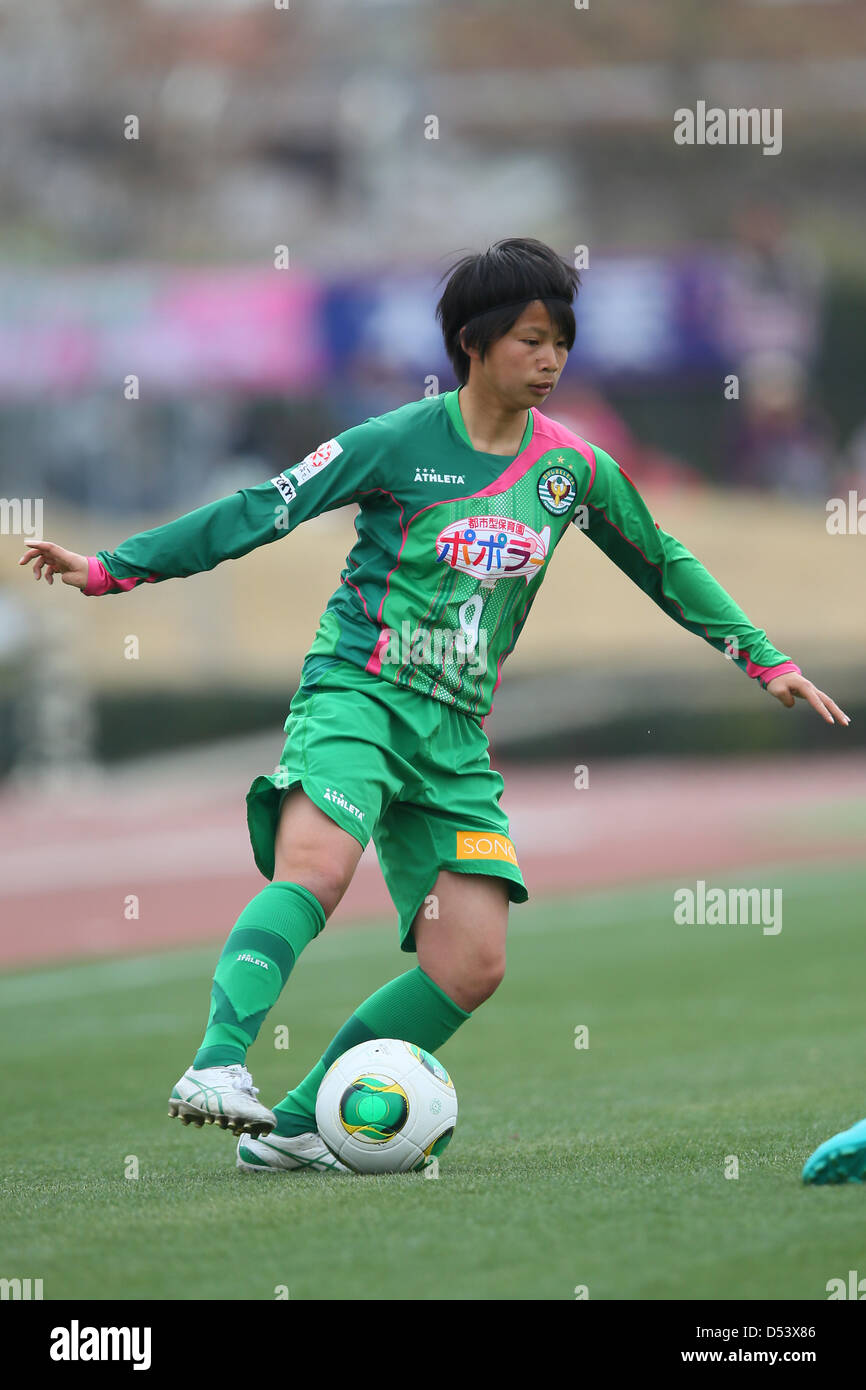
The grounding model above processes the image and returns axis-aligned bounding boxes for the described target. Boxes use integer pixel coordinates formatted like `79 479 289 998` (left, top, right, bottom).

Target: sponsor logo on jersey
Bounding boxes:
435 515 549 584
290 438 343 486
270 473 297 504
538 465 576 515
456 832 519 866
414 469 466 485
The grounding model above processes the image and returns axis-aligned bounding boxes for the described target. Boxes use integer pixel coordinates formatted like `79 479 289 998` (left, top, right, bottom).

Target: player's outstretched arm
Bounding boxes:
580 445 850 728
16 485 285 598
18 541 89 589
17 420 390 598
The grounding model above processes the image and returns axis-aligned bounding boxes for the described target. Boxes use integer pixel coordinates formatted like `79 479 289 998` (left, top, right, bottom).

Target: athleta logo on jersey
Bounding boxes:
436 515 549 584
414 468 465 485
290 438 343 486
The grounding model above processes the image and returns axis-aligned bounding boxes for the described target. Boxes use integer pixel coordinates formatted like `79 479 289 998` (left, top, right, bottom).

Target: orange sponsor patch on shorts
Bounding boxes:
456 832 519 866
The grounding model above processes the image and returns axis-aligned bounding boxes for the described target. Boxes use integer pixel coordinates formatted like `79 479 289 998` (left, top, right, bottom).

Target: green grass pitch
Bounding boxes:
1 861 864 1301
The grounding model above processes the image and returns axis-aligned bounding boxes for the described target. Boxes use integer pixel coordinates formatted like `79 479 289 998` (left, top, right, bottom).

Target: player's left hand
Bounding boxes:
765 672 850 726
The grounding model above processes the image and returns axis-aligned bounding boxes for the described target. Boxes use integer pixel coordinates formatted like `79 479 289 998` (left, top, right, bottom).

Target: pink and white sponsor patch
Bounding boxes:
290 438 343 486
435 515 550 584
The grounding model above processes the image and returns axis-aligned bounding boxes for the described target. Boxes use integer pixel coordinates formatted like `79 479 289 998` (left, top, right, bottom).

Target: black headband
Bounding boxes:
461 295 574 330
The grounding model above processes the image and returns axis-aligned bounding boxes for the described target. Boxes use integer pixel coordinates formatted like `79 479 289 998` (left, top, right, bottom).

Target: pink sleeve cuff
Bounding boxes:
746 658 801 689
82 556 158 596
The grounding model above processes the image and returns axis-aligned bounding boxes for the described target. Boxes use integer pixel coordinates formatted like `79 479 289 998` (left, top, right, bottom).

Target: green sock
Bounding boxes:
193 882 325 1069
273 965 471 1137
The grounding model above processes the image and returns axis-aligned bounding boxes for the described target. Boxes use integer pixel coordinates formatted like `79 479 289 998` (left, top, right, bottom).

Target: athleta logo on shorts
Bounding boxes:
436 516 550 584
290 438 343 487
414 469 466 485
456 832 519 866
323 787 365 820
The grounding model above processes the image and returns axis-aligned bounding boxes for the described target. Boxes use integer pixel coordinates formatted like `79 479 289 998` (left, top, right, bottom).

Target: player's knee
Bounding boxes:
464 951 506 1008
274 859 351 920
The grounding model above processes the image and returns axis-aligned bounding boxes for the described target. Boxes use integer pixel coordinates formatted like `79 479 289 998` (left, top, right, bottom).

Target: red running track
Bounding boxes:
0 752 863 968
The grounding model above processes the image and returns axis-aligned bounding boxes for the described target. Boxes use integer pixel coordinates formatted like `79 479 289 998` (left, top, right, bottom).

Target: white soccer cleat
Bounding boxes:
168 1064 276 1138
236 1130 350 1174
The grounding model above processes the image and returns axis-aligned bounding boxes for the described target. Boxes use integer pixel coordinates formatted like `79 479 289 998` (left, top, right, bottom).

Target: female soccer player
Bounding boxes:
19 238 849 1176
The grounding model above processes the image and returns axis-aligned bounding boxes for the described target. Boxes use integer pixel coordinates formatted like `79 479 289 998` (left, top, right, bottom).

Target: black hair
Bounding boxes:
436 237 580 387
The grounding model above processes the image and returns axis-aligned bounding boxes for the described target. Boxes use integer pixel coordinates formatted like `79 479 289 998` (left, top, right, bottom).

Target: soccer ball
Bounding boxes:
315 1038 458 1174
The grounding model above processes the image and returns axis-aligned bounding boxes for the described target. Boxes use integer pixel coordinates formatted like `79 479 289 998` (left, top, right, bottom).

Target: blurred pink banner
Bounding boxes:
0 269 326 397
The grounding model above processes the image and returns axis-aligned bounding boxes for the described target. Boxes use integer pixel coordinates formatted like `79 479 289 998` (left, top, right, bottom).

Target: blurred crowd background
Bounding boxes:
1 0 865 784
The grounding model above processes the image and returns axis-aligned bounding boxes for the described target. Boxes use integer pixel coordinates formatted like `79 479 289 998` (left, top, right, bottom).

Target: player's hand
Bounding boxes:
765 672 850 726
18 540 89 590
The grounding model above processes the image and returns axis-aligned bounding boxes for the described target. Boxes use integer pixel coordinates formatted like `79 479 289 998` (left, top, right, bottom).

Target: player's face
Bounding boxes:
483 301 569 407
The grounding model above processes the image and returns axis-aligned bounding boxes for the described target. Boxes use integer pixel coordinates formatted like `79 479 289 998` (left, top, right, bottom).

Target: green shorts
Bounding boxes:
246 660 528 952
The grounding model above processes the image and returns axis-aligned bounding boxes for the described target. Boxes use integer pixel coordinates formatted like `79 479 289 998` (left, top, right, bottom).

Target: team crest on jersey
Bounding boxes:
290 438 343 486
435 515 550 585
538 466 576 515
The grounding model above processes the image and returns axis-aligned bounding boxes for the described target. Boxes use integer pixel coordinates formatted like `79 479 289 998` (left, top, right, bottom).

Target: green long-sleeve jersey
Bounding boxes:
83 388 799 718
